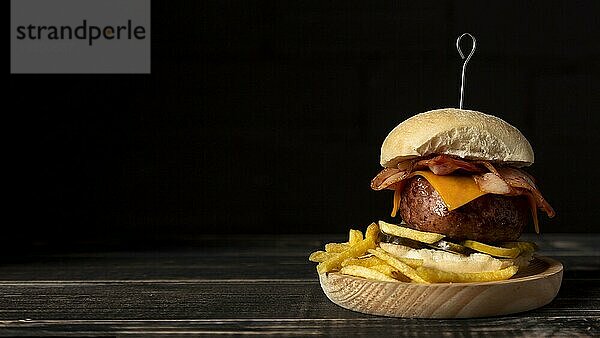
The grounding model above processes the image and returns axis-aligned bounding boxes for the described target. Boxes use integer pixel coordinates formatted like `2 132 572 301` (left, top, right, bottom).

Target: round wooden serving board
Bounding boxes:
319 256 563 318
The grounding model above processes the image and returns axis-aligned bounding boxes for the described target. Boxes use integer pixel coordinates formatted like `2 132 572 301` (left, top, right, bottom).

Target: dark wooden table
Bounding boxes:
0 234 598 336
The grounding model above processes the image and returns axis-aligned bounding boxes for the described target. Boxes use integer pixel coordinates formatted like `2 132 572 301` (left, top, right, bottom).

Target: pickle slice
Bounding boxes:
378 233 427 249
428 240 475 256
500 241 538 253
379 221 445 244
461 240 521 258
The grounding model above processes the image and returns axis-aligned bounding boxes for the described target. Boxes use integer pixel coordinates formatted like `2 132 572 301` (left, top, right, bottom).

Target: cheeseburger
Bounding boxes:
309 108 556 283
310 103 562 318
370 108 555 272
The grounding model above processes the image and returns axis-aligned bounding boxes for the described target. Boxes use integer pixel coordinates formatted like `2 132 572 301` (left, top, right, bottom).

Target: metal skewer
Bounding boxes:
456 33 477 109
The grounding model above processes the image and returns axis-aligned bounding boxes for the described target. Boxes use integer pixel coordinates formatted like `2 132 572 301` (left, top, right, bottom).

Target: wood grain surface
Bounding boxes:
0 234 598 336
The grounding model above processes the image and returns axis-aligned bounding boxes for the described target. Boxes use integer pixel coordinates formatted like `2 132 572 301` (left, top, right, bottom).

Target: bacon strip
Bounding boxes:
474 160 501 176
414 155 484 175
495 167 556 218
526 193 540 234
371 168 407 191
371 156 555 221
473 172 512 194
371 155 484 190
390 181 406 217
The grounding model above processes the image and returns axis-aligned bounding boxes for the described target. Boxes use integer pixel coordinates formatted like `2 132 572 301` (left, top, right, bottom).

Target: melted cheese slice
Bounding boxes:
413 171 487 210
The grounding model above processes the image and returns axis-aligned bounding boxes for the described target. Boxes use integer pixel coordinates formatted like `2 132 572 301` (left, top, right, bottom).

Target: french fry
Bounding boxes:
373 244 424 268
365 222 380 242
309 251 338 263
341 255 386 268
348 229 363 245
379 220 444 244
344 258 412 282
317 238 376 274
394 257 423 269
339 265 396 282
369 264 397 278
325 243 350 253
416 265 519 283
391 270 412 282
368 248 428 283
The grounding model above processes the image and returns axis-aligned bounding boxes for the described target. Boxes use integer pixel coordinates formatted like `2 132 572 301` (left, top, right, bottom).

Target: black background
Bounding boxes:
8 1 600 250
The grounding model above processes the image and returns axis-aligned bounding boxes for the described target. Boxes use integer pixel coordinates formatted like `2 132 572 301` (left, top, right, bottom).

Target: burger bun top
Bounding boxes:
380 108 534 168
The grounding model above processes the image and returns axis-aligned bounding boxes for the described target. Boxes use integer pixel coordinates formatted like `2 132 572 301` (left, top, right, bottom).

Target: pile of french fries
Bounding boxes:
309 222 519 283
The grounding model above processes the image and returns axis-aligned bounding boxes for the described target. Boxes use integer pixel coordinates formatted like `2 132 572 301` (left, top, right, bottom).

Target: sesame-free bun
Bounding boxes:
380 108 534 168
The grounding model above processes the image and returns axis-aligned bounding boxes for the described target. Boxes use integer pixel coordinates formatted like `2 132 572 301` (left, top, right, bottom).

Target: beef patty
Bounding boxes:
399 176 530 242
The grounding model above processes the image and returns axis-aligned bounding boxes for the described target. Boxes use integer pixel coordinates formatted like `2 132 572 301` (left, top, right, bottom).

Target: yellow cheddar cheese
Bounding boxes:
412 171 487 210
